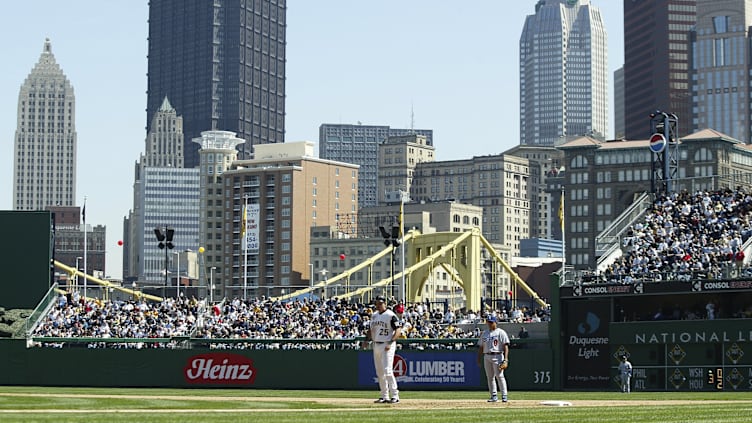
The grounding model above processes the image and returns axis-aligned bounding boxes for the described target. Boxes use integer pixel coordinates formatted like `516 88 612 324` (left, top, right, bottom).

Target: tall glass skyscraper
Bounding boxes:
147 0 286 168
519 0 608 146
13 39 77 210
624 0 695 140
692 0 752 143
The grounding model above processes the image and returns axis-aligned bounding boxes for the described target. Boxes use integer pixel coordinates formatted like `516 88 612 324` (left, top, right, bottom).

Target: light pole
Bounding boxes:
198 246 206 299
379 225 401 299
309 263 314 291
242 194 250 301
391 248 396 299
75 256 83 291
131 281 137 301
174 251 181 299
154 226 175 298
210 266 217 304
399 189 406 302
320 268 328 300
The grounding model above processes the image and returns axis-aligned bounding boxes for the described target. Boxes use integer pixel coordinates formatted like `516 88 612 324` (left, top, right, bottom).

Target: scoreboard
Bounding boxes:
610 321 752 391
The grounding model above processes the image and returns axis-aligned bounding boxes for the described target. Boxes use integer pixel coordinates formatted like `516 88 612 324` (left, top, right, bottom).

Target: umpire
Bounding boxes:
477 315 510 403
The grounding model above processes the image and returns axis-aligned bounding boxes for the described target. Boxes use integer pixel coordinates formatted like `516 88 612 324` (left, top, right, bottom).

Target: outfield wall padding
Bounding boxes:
0 340 552 390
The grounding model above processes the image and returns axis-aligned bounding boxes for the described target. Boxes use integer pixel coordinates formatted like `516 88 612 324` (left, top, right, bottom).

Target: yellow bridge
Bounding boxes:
274 228 547 311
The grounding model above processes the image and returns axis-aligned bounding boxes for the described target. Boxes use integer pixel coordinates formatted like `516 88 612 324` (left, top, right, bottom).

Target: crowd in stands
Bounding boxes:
31 294 549 349
32 295 201 349
600 188 752 284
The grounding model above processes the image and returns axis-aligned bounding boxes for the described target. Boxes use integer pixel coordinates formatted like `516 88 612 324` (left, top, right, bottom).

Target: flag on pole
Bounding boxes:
558 193 564 231
241 205 247 240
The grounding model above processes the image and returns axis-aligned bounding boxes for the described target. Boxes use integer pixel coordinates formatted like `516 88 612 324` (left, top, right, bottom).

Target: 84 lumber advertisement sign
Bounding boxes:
357 351 480 387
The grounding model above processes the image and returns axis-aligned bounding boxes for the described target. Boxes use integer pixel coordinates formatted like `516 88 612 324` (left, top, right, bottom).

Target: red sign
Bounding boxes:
393 354 408 377
184 353 257 385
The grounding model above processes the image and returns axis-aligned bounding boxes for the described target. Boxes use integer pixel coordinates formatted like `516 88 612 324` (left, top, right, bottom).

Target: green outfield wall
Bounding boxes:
608 320 752 392
0 211 53 309
0 339 552 390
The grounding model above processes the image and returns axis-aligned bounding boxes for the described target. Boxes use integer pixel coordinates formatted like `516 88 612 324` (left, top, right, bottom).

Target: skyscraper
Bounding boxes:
692 0 751 142
13 39 77 210
614 66 625 139
519 0 608 146
147 0 286 169
125 98 200 284
319 123 433 208
624 0 695 140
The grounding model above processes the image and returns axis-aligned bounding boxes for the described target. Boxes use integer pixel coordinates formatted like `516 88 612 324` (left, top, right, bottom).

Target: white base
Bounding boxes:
539 400 572 407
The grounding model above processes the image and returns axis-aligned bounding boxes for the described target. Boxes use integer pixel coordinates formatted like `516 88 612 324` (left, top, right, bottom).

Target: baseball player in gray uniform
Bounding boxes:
618 355 633 393
367 295 402 404
477 315 510 403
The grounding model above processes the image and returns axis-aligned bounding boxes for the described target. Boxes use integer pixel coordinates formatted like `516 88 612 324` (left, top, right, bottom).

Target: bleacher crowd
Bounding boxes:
601 188 752 283
31 294 549 349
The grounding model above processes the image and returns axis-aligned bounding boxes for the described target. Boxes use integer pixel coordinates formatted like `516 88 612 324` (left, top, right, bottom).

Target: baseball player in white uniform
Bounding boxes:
477 315 510 403
367 295 402 403
618 355 633 393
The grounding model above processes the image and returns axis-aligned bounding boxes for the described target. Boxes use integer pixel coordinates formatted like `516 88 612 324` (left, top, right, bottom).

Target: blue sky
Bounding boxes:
0 0 623 278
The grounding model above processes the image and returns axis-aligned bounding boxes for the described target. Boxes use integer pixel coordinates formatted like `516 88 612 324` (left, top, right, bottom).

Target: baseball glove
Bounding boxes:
498 360 509 371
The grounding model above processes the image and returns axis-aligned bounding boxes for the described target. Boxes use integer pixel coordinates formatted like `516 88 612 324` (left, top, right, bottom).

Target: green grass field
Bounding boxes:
1 386 751 423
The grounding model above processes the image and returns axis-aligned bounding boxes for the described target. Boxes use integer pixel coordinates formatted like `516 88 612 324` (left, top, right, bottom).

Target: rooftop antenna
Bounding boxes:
410 101 415 134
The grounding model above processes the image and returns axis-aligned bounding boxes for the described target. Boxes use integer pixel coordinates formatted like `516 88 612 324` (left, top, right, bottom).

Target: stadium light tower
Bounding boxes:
154 226 175 296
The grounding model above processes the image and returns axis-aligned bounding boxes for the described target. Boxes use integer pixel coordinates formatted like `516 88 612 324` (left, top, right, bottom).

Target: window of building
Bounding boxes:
713 16 729 33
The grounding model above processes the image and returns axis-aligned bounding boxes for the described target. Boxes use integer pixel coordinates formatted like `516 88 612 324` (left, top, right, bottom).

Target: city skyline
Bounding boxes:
0 1 624 278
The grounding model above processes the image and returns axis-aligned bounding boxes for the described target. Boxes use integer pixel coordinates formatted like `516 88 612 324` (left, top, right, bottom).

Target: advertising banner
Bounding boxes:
247 203 260 253
357 351 480 387
564 299 611 388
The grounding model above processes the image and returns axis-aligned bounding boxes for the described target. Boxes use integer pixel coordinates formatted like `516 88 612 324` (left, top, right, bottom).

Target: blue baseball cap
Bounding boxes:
487 315 497 323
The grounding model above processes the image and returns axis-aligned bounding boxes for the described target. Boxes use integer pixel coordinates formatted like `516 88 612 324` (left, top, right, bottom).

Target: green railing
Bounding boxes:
24 283 61 336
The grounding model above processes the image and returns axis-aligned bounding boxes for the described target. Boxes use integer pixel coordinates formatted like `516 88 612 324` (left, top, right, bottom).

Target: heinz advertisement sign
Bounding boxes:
184 353 257 385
